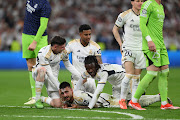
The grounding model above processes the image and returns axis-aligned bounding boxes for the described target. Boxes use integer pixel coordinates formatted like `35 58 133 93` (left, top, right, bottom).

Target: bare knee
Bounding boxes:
37 67 46 82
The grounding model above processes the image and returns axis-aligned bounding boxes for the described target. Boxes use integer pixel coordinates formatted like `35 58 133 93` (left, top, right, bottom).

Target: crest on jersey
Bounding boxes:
89 49 93 55
141 9 147 17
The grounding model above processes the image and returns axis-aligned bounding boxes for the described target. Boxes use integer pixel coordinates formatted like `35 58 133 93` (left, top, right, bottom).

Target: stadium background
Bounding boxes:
0 0 180 69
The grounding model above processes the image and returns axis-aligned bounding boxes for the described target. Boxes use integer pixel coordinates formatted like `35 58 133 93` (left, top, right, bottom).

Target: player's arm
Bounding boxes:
28 17 49 51
62 50 81 79
140 2 156 52
88 73 108 109
96 55 103 64
63 60 81 79
112 25 123 54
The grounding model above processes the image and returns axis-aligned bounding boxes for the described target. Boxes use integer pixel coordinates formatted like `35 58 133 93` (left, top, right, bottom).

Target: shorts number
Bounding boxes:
123 50 132 57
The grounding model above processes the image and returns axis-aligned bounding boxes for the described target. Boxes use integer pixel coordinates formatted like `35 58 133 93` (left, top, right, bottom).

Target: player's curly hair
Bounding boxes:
84 55 101 69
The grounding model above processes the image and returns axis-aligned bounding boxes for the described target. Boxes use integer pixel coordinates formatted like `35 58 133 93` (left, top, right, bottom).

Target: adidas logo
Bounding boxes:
131 19 134 22
77 50 80 52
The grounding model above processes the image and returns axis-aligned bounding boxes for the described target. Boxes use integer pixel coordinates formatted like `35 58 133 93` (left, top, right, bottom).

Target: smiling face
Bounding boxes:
80 29 91 46
85 63 98 78
59 86 73 102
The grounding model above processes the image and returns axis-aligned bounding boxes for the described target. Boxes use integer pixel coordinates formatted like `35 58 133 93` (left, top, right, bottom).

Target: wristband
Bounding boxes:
145 35 152 42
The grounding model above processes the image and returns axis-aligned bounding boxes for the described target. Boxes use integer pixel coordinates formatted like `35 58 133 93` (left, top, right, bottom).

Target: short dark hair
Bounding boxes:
84 55 100 69
79 24 91 33
59 82 71 89
51 36 66 46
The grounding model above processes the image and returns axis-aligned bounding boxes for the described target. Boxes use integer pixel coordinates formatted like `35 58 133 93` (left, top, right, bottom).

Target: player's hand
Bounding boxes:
148 41 156 52
28 40 37 51
83 78 87 84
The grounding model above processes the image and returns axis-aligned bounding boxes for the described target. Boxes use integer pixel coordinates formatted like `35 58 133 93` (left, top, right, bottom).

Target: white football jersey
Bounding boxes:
35 45 69 77
66 39 101 76
115 9 142 50
66 90 119 108
83 63 125 86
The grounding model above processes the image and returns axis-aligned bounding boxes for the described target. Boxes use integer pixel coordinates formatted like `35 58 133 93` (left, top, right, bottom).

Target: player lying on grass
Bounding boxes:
58 56 172 109
32 36 80 109
59 81 164 109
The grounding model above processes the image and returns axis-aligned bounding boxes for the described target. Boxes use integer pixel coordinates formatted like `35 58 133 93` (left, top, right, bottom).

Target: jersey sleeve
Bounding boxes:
40 1 51 18
140 1 152 38
61 50 69 61
65 42 73 54
38 52 49 66
92 42 101 56
88 72 108 109
115 13 125 27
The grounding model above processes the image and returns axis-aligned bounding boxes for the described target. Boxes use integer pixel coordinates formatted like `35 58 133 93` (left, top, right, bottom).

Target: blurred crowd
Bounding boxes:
0 0 180 51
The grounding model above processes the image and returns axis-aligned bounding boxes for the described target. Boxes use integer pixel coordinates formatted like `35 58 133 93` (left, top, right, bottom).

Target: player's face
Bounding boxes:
80 30 91 45
60 87 73 102
132 0 144 11
53 43 66 54
85 63 98 78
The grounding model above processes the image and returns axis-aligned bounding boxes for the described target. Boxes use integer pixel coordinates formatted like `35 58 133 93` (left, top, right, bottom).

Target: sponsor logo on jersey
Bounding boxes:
157 14 165 22
26 1 37 13
118 17 122 22
130 24 141 31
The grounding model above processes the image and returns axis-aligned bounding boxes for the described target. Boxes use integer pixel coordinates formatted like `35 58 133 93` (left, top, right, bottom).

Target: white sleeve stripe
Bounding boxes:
144 1 152 9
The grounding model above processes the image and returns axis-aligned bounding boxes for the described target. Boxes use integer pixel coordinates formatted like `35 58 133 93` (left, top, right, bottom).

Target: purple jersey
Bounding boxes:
23 0 51 36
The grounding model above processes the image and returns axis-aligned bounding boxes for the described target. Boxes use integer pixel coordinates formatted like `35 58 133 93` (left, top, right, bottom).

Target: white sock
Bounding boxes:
132 75 140 99
120 74 133 100
132 97 138 103
35 81 44 101
139 94 161 107
161 101 167 105
41 96 52 105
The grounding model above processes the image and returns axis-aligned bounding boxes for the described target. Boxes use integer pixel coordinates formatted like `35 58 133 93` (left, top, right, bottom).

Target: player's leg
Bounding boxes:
159 51 180 109
139 94 160 107
132 70 141 98
130 50 160 110
119 61 134 109
132 50 146 99
42 91 61 108
34 67 46 108
22 34 37 105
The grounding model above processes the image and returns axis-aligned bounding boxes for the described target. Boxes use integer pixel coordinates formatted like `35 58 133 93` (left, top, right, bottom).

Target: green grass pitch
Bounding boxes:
0 68 180 120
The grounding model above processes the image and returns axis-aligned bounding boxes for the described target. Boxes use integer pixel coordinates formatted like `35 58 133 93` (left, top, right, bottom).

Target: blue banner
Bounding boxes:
0 51 180 69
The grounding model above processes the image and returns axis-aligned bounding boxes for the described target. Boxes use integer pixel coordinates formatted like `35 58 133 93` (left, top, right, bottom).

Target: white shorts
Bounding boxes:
122 49 146 69
32 66 60 93
71 77 96 94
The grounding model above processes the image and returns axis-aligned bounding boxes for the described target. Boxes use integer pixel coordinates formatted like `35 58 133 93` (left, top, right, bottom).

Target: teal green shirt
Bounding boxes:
140 0 166 50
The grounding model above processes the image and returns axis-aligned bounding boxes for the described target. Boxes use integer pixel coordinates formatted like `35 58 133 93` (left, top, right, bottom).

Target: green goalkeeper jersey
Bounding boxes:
140 0 166 50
